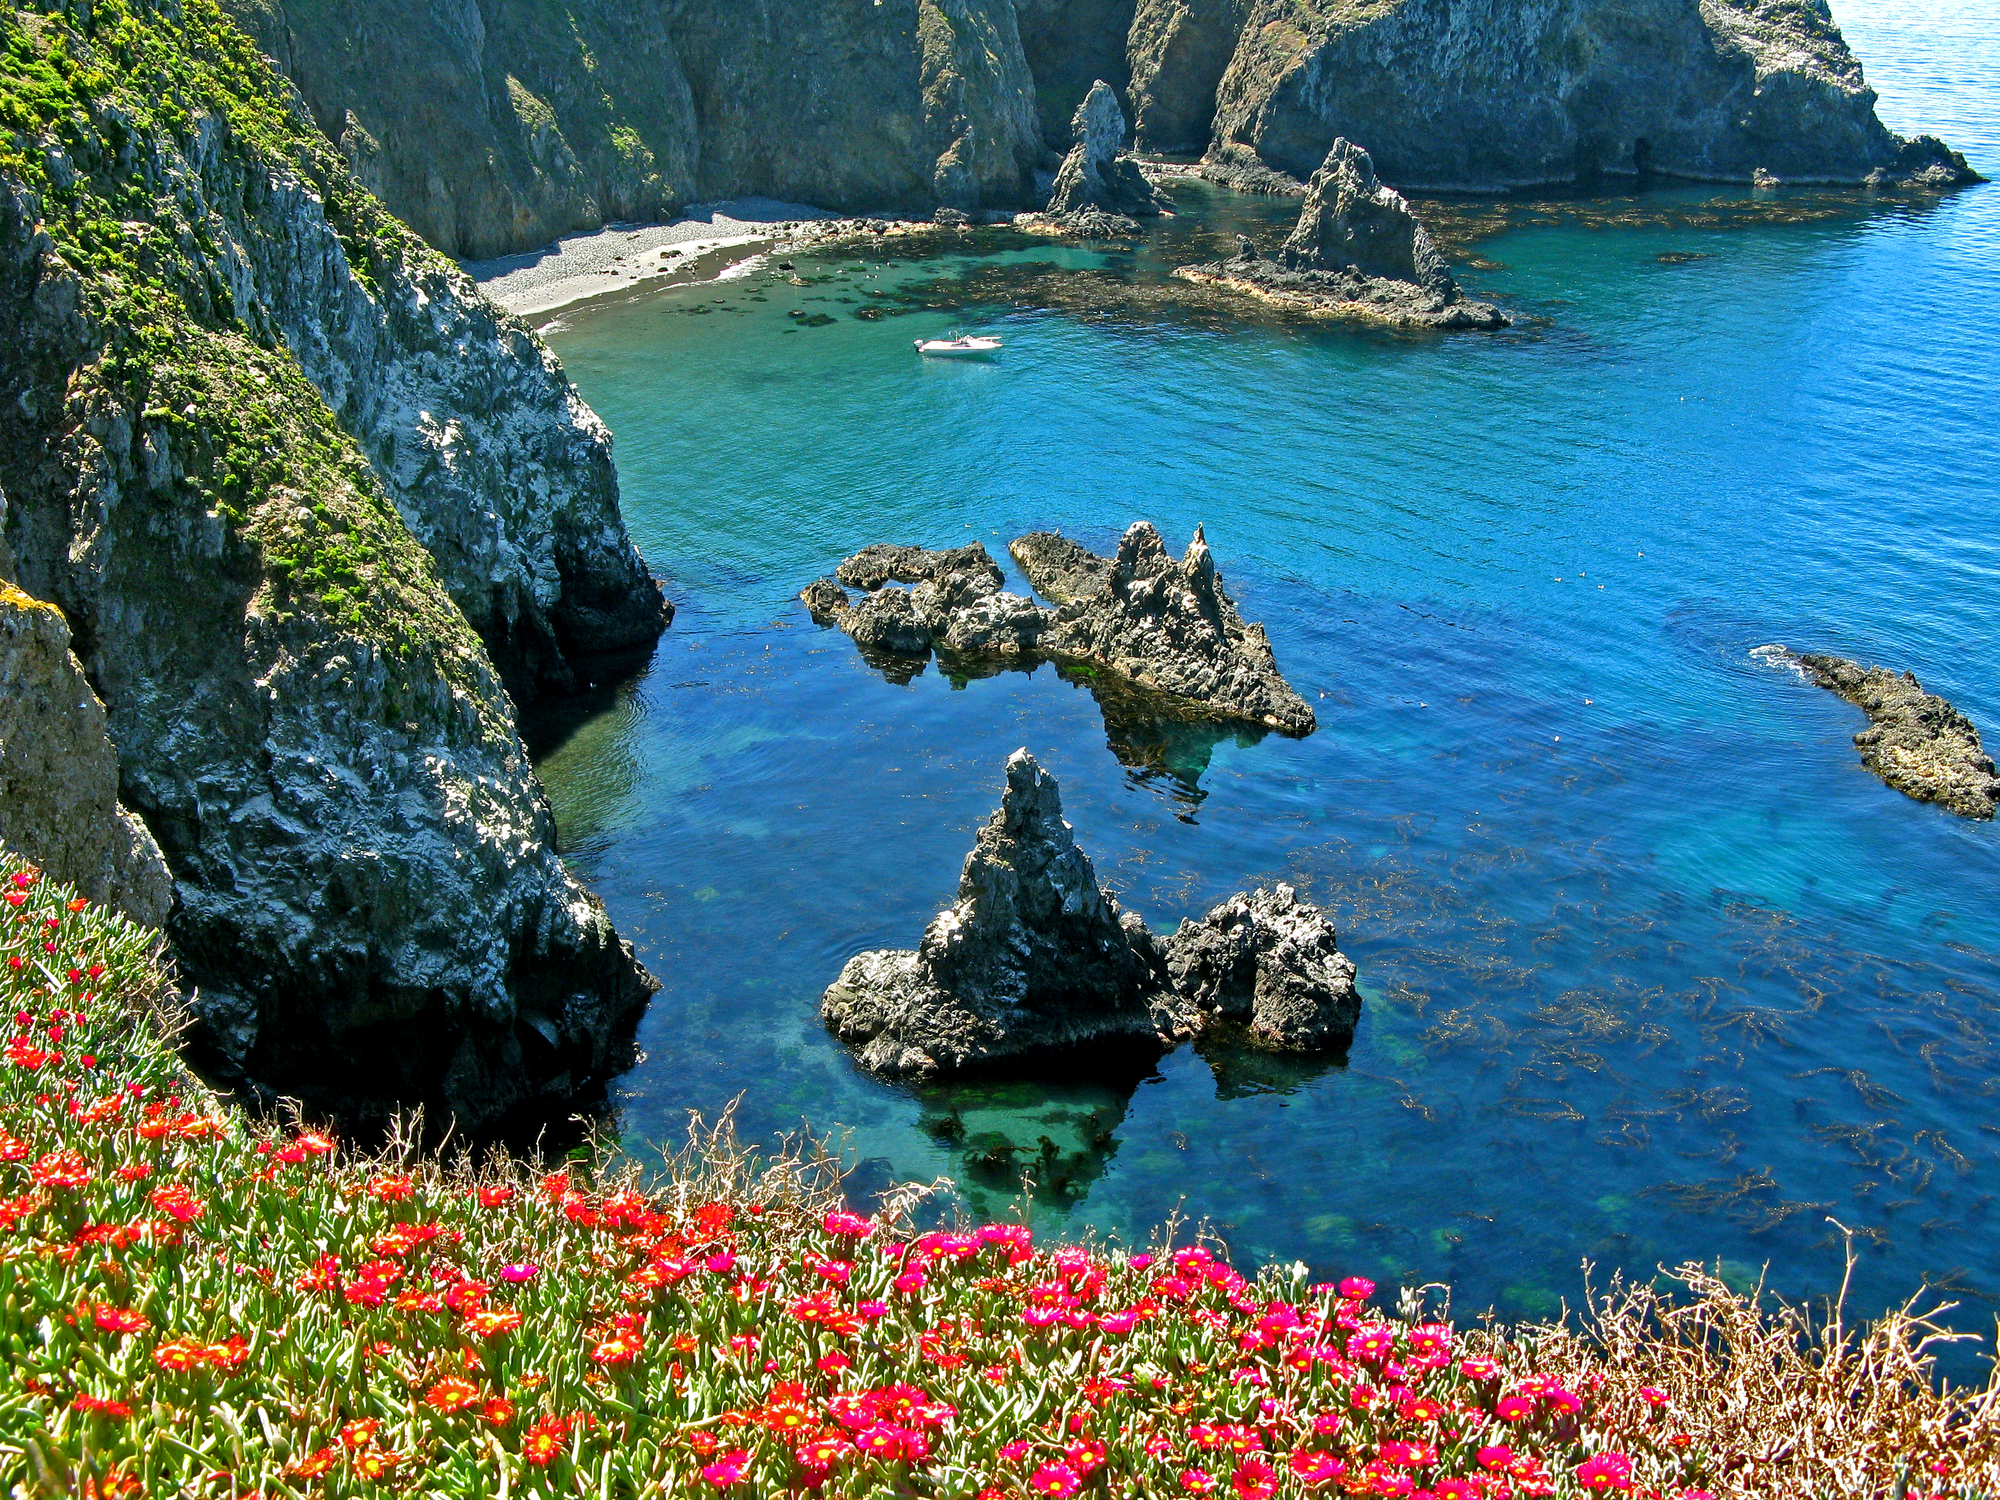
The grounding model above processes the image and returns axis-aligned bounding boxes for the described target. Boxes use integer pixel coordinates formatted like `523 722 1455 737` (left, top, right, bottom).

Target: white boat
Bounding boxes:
914 331 1002 357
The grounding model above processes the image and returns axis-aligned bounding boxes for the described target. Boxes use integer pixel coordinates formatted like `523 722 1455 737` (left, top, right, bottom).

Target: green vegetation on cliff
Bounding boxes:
0 0 504 726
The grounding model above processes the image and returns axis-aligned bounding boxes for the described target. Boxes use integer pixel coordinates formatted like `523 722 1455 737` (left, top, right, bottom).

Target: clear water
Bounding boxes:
522 0 2000 1342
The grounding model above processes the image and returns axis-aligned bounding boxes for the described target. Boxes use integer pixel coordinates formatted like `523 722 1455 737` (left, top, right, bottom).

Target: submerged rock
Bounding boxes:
1046 80 1166 220
822 752 1361 1077
1176 140 1507 329
1016 523 1317 734
821 750 1166 1076
1795 654 1999 819
1162 884 1359 1050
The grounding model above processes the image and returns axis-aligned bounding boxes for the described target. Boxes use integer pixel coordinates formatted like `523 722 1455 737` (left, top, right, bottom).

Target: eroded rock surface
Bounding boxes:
835 541 1005 592
821 750 1166 1075
1796 654 1999 819
822 752 1360 1076
1162 884 1359 1049
1047 79 1165 219
1176 140 1507 329
1018 523 1317 733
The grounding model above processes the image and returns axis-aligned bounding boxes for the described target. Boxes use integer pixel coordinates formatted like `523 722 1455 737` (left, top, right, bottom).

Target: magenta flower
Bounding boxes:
498 1263 539 1282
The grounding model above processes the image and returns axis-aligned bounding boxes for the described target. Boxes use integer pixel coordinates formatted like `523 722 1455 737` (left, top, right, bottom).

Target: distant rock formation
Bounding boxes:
822 751 1360 1076
1175 139 1507 329
1194 0 1982 192
800 526 1315 735
1046 79 1166 222
0 574 173 929
1016 524 1317 734
1794 654 1999 819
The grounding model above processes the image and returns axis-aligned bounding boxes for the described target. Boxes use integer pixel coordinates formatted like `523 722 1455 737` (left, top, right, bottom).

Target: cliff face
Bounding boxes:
228 0 1047 259
1194 0 1978 189
0 567 173 929
0 0 664 1132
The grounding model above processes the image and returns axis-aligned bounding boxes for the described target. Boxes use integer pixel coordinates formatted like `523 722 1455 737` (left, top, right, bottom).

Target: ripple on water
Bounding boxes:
529 6 2000 1358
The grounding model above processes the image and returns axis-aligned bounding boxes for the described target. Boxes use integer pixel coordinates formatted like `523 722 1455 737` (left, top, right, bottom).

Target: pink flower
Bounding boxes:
1231 1458 1279 1500
497 1264 539 1282
823 1209 874 1238
1575 1453 1634 1493
1181 1471 1216 1494
1476 1447 1515 1471
1494 1394 1534 1422
701 1450 750 1488
1028 1461 1081 1497
1637 1386 1668 1407
1338 1276 1375 1300
998 1441 1032 1463
705 1251 736 1274
1288 1451 1345 1484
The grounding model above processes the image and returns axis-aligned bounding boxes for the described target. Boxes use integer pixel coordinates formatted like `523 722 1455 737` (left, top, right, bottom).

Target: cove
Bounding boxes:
521 0 2000 1337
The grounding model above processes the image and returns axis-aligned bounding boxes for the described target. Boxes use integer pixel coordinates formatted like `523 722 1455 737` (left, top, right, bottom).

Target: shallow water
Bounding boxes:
525 0 2000 1340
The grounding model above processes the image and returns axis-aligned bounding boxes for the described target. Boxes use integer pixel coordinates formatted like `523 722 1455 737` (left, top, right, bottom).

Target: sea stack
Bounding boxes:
1044 79 1166 233
822 751 1362 1078
1176 139 1506 329
820 750 1168 1077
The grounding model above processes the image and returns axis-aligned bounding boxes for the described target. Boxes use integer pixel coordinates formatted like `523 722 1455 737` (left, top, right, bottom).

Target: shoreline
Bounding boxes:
464 197 839 319
467 196 1032 321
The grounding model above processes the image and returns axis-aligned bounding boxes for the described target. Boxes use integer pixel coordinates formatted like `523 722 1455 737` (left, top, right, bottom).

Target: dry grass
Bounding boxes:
1498 1226 2000 1498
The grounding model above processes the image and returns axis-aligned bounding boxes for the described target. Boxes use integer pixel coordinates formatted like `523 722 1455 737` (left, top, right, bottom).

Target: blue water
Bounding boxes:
522 0 2000 1341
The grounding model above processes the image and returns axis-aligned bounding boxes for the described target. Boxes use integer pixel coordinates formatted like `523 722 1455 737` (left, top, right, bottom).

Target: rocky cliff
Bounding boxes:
0 0 664 1133
226 0 1975 263
227 0 1047 259
1192 0 1978 189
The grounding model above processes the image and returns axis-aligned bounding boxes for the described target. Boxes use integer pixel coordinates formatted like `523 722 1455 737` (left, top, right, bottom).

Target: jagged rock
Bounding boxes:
1280 138 1449 290
0 575 173 929
1014 523 1316 734
799 577 853 619
912 573 1053 659
1046 79 1165 218
821 750 1166 1076
1175 140 1507 329
1162 884 1359 1049
835 541 1006 592
1795 654 1999 819
1127 0 1252 153
843 590 937 656
822 752 1361 1077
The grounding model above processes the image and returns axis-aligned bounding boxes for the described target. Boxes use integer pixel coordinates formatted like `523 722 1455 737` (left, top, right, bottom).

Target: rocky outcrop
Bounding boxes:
1796 654 1999 819
1047 79 1166 220
802 526 1313 733
226 0 1045 259
1016 0 1139 150
0 575 174 929
1176 139 1507 328
1199 0 1981 191
1162 884 1358 1049
822 751 1360 1076
821 750 1166 1076
1016 524 1317 734
0 0 659 1133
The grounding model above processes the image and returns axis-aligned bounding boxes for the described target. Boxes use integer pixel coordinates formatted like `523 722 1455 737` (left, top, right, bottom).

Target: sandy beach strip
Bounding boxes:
464 197 839 319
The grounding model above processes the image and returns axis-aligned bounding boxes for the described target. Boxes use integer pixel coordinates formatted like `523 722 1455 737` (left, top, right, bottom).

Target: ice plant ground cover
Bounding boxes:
0 858 1996 1498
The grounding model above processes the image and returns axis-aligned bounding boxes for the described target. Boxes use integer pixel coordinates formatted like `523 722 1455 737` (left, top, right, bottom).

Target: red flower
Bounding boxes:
701 1449 751 1488
29 1150 91 1189
1231 1459 1279 1500
91 1305 149 1336
425 1377 481 1414
366 1173 414 1202
476 1184 515 1208
148 1184 205 1223
522 1416 571 1466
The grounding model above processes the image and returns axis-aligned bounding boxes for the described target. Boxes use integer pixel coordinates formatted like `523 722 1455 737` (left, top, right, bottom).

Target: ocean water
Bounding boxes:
521 0 2000 1340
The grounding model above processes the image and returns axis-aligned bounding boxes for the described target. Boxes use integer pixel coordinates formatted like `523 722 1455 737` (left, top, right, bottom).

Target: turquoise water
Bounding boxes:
525 0 2000 1337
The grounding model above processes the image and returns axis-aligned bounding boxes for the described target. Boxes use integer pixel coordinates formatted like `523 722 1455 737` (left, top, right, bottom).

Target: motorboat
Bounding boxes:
914 331 1002 357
